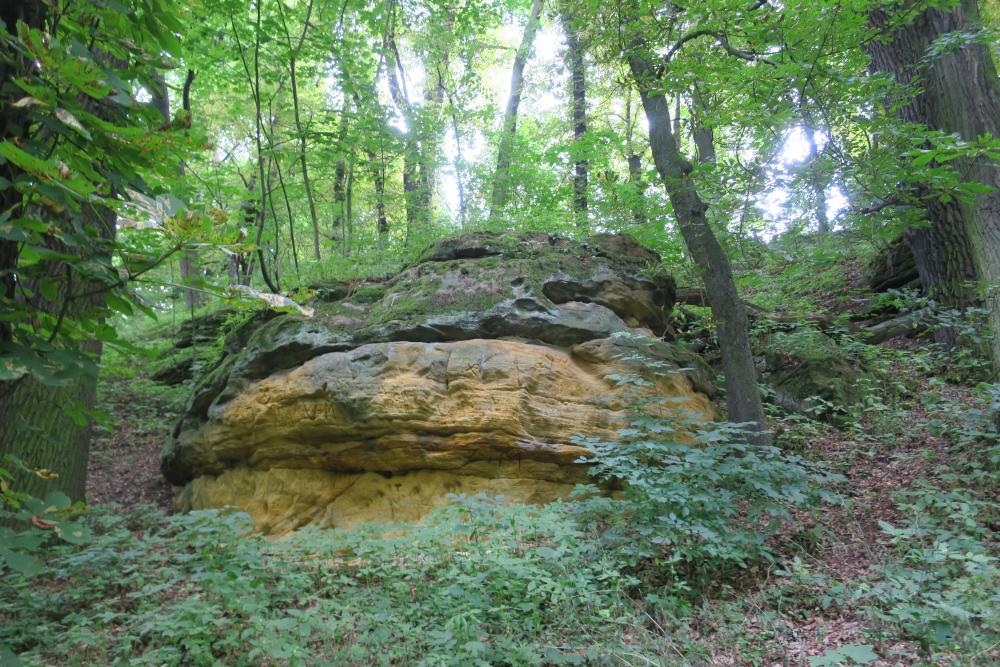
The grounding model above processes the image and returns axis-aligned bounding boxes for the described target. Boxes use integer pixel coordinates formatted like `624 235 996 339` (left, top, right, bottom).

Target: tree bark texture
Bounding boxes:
868 1 997 354
0 201 114 503
0 3 120 500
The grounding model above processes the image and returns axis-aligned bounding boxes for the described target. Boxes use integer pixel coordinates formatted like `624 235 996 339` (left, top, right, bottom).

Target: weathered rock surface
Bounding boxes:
759 329 867 423
164 232 715 532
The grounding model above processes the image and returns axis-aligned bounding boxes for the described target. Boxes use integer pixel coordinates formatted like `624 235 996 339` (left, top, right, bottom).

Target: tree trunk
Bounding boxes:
867 235 920 292
0 203 114 503
230 3 279 292
690 89 716 165
332 99 350 248
451 107 468 226
626 35 768 442
333 157 347 242
181 70 206 304
489 0 544 222
0 2 119 500
0 371 95 501
271 153 301 278
278 0 321 261
417 5 454 221
624 88 648 226
868 2 992 352
250 1 279 293
345 78 389 248
444 82 468 225
374 162 389 248
385 5 424 242
345 156 355 256
153 70 205 311
562 8 588 227
904 197 978 314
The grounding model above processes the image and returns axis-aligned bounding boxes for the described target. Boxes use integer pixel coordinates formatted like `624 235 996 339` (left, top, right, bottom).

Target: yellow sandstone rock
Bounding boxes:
174 337 714 533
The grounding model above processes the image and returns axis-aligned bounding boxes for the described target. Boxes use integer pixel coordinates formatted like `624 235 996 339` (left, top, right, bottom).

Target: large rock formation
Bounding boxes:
162 232 716 533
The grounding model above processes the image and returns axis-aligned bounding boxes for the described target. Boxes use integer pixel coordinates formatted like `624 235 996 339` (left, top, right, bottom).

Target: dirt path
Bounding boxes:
86 372 179 512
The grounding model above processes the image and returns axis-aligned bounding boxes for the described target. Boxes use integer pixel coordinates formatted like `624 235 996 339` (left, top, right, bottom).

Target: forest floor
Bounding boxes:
706 379 966 665
86 363 181 512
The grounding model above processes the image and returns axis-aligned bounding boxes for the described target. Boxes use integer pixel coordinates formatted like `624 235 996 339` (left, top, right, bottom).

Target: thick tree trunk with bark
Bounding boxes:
562 9 588 226
0 2 121 500
905 198 978 310
868 2 996 353
489 0 543 222
0 369 95 501
627 42 768 442
0 201 114 503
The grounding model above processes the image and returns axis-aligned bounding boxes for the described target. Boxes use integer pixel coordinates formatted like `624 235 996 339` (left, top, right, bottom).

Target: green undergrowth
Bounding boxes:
0 497 745 667
2 404 845 666
736 231 877 314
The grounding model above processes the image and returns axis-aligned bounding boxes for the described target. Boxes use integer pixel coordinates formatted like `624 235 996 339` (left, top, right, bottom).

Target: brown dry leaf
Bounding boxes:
31 516 56 530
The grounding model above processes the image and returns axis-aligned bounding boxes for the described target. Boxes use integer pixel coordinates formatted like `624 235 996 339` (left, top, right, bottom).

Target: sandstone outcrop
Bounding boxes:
163 232 716 532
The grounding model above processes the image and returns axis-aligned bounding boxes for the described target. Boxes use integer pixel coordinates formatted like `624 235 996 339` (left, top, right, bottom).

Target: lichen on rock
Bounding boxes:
163 232 716 533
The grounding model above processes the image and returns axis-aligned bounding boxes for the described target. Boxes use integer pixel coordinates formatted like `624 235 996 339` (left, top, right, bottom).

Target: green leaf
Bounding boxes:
0 355 29 381
43 490 71 511
0 547 44 576
0 645 24 667
54 108 92 140
105 293 134 316
808 645 878 667
56 520 91 545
